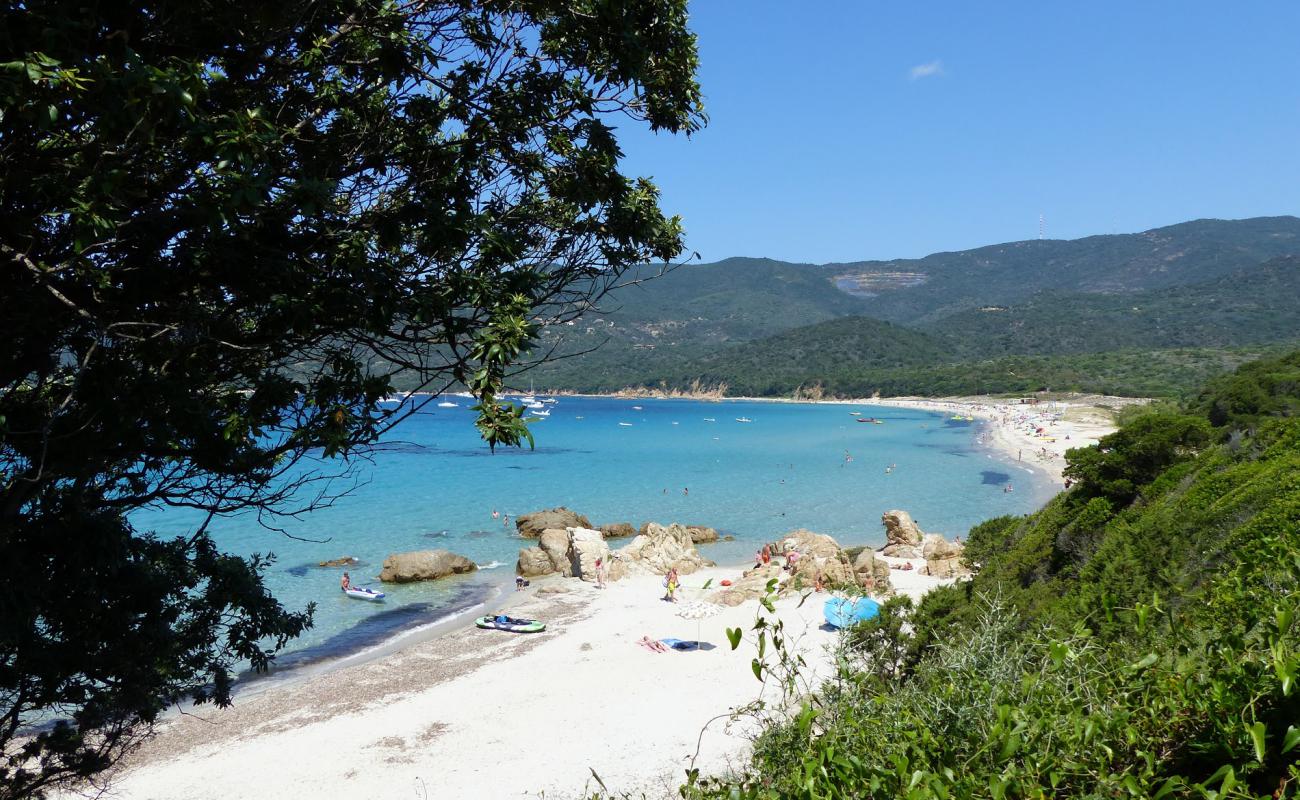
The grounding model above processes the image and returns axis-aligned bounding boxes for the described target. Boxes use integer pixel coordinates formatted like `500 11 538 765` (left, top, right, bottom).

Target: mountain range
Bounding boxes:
499 216 1300 398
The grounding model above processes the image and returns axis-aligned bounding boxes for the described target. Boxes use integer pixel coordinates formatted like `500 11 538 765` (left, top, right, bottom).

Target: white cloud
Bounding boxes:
909 60 945 80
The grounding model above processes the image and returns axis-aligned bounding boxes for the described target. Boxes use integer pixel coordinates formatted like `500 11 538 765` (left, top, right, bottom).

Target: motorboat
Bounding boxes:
437 401 458 408
618 422 633 427
735 417 753 423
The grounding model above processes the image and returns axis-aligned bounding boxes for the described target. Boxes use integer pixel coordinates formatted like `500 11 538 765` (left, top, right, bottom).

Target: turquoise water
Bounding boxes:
134 397 1055 669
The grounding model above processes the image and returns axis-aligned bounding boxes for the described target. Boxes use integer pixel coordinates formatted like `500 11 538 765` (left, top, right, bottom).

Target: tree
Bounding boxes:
0 1 702 794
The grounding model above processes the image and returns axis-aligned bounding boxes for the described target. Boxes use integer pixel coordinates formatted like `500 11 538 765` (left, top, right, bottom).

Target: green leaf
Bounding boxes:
1283 726 1300 754
1248 721 1266 762
751 658 762 682
725 627 741 650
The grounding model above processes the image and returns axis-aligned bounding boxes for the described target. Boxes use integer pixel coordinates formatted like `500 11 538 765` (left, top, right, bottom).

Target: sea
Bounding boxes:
132 396 1056 676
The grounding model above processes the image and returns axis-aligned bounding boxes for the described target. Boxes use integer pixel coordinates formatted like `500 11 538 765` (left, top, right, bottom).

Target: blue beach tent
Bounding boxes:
823 596 881 629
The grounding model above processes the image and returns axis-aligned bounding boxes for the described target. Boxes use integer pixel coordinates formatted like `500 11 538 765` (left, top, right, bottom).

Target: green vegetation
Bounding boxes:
0 2 701 795
686 352 1300 798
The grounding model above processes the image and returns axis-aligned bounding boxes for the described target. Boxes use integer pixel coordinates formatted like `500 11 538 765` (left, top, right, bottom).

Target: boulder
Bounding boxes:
318 556 358 568
708 563 784 606
686 525 719 544
516 547 554 577
614 522 713 576
515 507 591 539
880 510 925 558
379 550 477 583
852 548 893 594
536 583 572 595
778 529 856 589
538 529 572 576
921 534 971 578
566 527 610 583
599 522 636 539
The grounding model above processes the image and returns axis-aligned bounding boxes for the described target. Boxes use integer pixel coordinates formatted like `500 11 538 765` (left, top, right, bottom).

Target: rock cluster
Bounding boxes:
515 520 712 582
318 556 358 568
379 550 477 583
599 522 636 539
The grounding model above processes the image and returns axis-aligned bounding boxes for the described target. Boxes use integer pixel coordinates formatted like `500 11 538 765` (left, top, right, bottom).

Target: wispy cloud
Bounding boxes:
909 60 945 80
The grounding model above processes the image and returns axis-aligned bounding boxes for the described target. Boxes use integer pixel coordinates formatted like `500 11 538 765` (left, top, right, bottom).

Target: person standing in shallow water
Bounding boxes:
340 572 351 592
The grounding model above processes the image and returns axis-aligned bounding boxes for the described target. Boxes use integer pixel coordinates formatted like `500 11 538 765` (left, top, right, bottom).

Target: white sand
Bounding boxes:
86 564 948 800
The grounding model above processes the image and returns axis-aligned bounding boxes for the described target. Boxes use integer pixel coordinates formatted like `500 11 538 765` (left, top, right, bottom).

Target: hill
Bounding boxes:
928 255 1300 358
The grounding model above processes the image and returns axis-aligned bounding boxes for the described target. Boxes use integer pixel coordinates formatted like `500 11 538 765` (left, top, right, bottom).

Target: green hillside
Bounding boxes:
688 352 1300 799
840 215 1300 323
929 255 1300 358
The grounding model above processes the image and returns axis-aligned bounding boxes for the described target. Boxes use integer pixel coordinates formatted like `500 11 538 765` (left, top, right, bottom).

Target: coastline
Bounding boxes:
81 561 951 800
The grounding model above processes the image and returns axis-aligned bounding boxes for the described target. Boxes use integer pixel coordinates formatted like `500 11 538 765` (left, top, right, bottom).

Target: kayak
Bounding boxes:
344 586 385 602
476 615 546 633
823 597 880 629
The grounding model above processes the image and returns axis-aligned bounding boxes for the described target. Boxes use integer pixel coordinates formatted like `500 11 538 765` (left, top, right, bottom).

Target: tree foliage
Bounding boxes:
0 1 701 794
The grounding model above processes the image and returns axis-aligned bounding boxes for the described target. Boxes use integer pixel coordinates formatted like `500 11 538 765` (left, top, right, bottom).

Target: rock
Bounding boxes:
778 529 856 589
515 507 591 539
599 522 636 539
536 583 572 595
516 547 554 577
722 535 735 542
921 533 970 578
852 548 893 594
566 527 610 583
614 522 713 576
686 525 719 544
708 563 784 606
880 510 925 558
318 556 358 568
379 550 477 583
538 529 572 576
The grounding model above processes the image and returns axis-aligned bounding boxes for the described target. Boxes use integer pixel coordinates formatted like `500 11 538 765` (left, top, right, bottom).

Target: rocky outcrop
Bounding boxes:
614 523 713 576
922 533 971 578
852 548 893 593
538 529 572 576
318 556 358 568
566 527 610 583
380 550 477 583
686 525 719 544
516 547 554 577
599 522 636 539
709 563 785 606
515 507 591 539
880 510 925 558
778 529 857 588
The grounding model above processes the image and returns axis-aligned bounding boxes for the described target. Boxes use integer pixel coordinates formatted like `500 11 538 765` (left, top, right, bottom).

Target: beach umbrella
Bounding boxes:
675 600 724 648
823 596 880 629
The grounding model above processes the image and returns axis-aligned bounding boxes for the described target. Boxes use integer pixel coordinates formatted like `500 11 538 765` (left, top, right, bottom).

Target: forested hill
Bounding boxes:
514 217 1300 398
835 215 1300 323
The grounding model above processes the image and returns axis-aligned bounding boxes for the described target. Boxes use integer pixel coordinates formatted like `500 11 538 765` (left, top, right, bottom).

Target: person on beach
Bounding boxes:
663 567 680 602
784 550 800 571
341 572 351 592
515 576 529 590
595 557 607 589
492 509 499 519
761 544 772 565
754 549 764 569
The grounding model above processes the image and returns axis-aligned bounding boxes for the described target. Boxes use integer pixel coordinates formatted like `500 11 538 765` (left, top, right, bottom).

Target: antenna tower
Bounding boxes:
1038 214 1045 240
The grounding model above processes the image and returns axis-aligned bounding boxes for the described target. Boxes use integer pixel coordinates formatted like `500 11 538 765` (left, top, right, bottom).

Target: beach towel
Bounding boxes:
659 638 698 651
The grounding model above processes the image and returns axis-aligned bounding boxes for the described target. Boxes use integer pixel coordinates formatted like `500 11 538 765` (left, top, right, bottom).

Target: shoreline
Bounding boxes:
80 560 951 800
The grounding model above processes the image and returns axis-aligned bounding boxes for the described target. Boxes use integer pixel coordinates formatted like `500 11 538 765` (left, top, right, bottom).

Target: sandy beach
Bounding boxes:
78 561 947 800
870 394 1131 484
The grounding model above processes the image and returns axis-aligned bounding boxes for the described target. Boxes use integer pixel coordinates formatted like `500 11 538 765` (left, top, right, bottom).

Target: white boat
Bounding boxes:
520 396 537 405
437 401 458 408
542 398 558 405
525 401 545 410
618 422 633 427
703 417 716 422
632 405 643 411
735 417 753 423
529 408 550 417
344 586 385 602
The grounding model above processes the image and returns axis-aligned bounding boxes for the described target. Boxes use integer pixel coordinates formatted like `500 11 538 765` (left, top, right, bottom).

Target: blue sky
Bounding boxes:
615 1 1300 262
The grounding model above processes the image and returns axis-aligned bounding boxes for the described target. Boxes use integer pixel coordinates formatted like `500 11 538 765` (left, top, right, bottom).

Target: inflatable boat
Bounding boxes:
343 586 386 602
476 614 546 633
